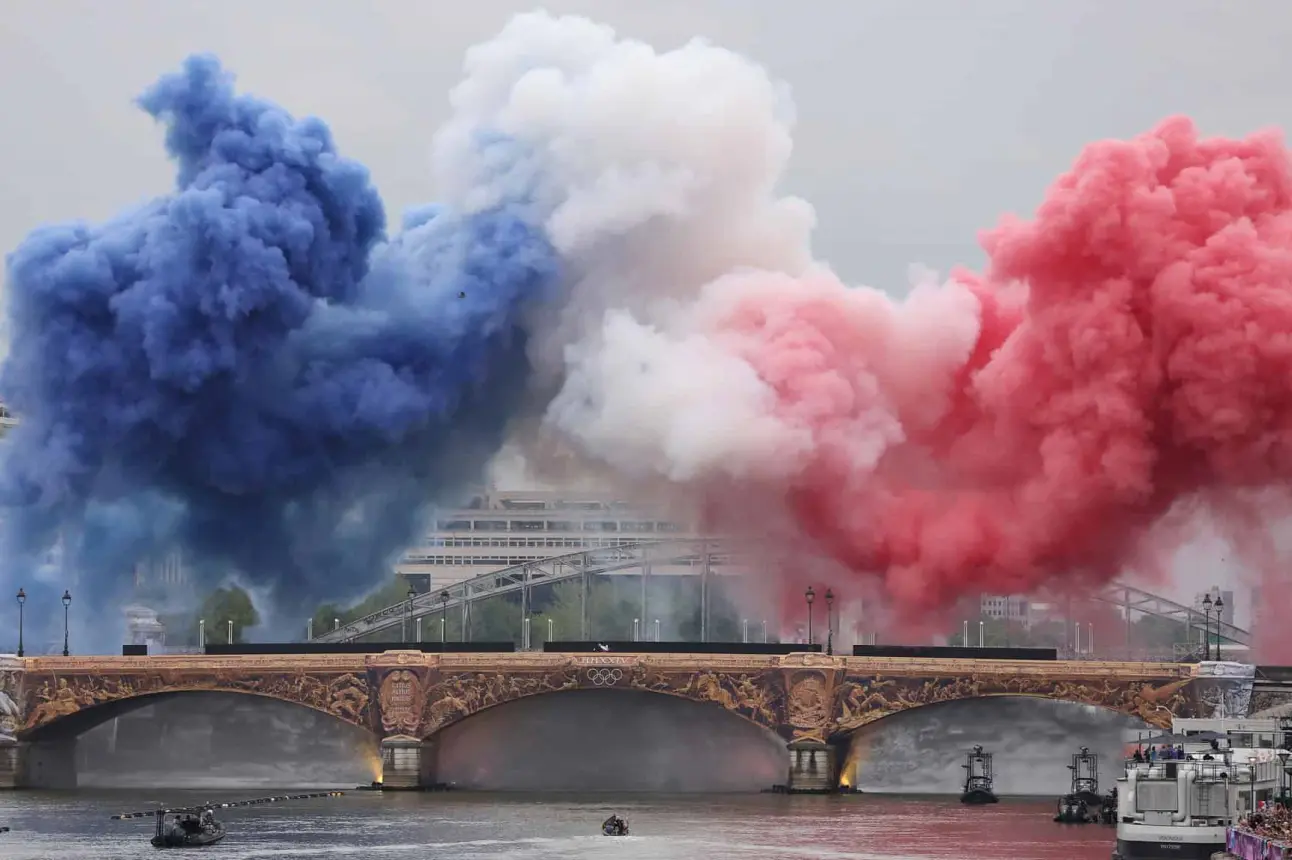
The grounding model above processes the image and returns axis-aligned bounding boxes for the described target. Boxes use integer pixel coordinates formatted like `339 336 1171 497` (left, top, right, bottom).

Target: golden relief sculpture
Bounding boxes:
786 671 834 742
417 658 787 738
421 664 582 735
20 670 371 734
0 670 19 741
832 672 1195 732
378 669 423 736
10 652 1212 741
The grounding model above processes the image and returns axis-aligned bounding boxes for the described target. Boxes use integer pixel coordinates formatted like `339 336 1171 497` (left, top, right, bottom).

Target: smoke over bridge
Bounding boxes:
3 12 1292 652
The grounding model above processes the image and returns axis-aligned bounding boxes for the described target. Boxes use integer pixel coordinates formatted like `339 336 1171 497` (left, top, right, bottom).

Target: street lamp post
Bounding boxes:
439 591 449 646
805 586 816 647
825 589 835 656
1201 594 1213 661
1214 596 1225 661
1278 749 1291 806
15 589 24 658
61 590 71 657
404 588 415 644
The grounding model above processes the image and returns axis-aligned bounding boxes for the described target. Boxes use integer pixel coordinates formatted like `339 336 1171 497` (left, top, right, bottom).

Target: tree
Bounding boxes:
677 579 742 642
198 586 259 644
1131 614 1189 651
469 594 523 643
310 576 416 640
530 579 640 642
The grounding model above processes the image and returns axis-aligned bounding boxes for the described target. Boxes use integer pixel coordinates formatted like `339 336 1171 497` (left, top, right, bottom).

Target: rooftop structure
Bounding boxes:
395 488 703 593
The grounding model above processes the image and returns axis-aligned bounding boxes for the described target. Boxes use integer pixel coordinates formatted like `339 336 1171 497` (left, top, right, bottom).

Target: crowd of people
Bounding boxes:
1240 803 1292 843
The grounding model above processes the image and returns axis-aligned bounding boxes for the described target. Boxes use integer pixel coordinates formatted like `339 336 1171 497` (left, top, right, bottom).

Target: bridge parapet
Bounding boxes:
0 651 1257 791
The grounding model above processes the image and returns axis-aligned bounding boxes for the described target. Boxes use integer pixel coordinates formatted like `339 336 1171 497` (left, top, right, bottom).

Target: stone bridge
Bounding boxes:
0 652 1257 791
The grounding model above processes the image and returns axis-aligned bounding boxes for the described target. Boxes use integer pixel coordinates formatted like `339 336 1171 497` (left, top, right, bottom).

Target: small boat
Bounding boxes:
111 791 345 848
0 826 9 834
1054 794 1093 824
1098 787 1117 825
1054 747 1103 823
602 814 630 836
151 811 225 848
960 745 999 804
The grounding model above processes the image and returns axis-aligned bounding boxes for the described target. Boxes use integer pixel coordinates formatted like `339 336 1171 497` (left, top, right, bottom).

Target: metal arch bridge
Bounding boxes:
309 539 1252 648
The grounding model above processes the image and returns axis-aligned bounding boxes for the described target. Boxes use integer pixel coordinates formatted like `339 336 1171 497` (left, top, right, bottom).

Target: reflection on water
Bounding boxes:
75 692 377 789
845 697 1148 795
0 790 1117 860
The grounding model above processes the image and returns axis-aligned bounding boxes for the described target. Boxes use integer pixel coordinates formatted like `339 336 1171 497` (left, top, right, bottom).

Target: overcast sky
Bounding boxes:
3 0 1288 621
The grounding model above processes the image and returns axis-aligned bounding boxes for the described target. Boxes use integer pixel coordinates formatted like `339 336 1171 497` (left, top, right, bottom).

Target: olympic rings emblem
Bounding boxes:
586 668 624 687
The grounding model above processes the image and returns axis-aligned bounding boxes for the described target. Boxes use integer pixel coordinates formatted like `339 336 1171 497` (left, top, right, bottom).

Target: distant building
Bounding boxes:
133 550 188 589
980 594 1029 624
395 488 702 594
124 605 167 649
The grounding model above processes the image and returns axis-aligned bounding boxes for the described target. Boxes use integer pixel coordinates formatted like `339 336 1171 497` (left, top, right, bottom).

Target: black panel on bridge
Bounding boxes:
542 641 823 655
1257 665 1292 682
201 642 517 655
851 644 1057 661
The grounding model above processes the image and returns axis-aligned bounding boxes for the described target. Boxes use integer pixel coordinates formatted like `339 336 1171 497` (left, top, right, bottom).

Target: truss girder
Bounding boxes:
312 539 1251 646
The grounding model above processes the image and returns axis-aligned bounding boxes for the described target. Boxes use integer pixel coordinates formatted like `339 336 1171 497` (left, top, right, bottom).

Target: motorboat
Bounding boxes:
152 811 225 848
960 745 999 804
1055 747 1105 823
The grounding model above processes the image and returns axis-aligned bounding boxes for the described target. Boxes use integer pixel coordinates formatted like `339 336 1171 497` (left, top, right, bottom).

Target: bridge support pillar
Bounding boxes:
786 739 836 794
380 735 434 790
0 739 17 789
17 739 78 789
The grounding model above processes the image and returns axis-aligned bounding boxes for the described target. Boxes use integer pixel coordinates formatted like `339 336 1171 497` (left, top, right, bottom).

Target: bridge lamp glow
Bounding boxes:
15 588 24 658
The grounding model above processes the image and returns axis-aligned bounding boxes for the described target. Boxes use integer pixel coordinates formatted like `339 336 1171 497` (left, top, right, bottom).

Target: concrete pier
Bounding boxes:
18 740 78 789
0 740 17 789
786 740 836 793
379 735 434 790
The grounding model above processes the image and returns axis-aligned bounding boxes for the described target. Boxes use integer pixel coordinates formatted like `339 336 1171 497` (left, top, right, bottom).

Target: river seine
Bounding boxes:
0 790 1114 860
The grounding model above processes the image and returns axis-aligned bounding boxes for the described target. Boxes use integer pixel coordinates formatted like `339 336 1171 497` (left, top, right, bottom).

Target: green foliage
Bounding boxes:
310 577 415 640
199 586 259 644
161 586 260 646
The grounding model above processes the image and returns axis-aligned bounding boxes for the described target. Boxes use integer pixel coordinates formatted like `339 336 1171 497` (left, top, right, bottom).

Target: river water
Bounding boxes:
0 790 1115 860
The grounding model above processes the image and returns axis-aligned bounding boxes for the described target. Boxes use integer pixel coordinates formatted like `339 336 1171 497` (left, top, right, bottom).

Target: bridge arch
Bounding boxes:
838 694 1152 794
417 662 786 740
429 687 787 791
20 687 372 744
19 668 373 742
829 667 1198 739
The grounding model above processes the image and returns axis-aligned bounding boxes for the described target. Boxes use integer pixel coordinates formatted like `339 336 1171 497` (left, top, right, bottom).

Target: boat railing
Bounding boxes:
1123 759 1236 783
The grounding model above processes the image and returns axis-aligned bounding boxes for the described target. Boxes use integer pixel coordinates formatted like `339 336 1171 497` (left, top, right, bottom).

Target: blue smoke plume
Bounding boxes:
0 55 558 650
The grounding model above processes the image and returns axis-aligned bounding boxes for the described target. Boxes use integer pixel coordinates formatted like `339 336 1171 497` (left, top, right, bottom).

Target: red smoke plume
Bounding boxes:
706 117 1292 644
